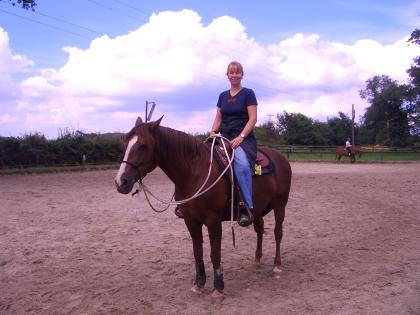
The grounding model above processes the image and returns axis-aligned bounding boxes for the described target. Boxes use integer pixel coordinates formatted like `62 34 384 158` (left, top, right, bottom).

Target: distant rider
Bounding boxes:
345 137 352 156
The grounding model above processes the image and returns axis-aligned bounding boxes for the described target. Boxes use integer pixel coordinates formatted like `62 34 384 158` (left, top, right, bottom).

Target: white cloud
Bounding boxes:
351 37 417 82
0 113 19 124
0 27 33 73
1 11 419 138
0 27 33 104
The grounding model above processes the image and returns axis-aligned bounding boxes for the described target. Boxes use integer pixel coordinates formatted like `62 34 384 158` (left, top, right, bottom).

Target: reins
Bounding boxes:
135 134 237 227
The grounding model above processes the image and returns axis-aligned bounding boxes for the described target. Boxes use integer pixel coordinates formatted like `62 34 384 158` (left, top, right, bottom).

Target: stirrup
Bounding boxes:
238 206 253 227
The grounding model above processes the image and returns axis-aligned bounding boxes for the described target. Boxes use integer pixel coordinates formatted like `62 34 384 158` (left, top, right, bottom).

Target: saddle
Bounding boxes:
209 138 274 176
206 138 275 222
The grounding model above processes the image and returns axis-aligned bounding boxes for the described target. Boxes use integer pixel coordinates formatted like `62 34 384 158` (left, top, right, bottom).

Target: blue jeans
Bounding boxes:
234 146 253 209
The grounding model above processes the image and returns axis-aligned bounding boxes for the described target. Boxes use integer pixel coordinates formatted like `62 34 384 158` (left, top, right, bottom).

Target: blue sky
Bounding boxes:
0 0 419 138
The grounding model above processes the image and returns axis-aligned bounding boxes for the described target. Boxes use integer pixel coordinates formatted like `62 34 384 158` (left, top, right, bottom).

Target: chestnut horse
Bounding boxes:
114 117 292 301
335 146 362 163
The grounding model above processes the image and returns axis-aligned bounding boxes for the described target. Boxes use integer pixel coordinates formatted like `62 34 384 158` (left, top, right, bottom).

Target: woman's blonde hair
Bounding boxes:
226 61 244 75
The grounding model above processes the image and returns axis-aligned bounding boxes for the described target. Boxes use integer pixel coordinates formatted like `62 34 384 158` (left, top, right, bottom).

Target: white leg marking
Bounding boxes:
273 266 283 273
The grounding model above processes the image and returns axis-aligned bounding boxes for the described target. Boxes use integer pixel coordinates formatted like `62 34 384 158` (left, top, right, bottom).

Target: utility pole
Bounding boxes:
145 101 156 122
351 104 355 145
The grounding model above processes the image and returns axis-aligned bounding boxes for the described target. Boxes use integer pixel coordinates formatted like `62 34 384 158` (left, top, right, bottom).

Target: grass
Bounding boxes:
281 151 420 163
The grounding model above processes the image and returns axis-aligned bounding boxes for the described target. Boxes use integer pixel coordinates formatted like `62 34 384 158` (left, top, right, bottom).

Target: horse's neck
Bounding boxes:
155 128 209 186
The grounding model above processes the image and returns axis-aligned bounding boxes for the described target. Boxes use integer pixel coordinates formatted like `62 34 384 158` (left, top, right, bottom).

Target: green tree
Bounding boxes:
255 121 283 145
2 0 36 10
276 111 322 145
326 112 354 145
408 28 420 45
406 28 420 136
360 75 409 146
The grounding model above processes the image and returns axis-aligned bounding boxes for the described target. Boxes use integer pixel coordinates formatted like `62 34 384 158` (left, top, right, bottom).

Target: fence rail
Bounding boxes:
268 145 420 162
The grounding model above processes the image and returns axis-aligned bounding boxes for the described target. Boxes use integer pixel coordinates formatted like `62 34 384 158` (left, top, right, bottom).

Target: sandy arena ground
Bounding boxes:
1 162 420 314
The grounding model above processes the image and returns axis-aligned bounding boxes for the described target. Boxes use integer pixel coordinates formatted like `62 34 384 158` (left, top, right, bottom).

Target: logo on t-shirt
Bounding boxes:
228 97 236 103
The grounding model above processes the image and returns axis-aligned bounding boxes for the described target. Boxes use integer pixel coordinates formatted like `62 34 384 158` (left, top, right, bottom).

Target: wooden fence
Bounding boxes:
267 145 420 162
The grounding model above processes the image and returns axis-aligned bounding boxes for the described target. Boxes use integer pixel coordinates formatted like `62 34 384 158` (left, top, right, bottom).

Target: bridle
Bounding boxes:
121 160 142 170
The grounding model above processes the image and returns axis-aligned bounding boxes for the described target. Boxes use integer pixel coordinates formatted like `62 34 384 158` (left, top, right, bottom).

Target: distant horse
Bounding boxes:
335 146 362 163
114 117 292 301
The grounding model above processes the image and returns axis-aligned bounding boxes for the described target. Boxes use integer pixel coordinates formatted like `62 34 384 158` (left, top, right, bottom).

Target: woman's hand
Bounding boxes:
230 135 243 149
210 131 218 137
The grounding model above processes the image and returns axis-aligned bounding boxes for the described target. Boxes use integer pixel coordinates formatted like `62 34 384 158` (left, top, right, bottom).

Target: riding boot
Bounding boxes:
238 202 254 227
174 206 184 218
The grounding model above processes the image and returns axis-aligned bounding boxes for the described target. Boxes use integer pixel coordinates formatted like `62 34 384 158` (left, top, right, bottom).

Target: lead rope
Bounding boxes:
138 134 237 246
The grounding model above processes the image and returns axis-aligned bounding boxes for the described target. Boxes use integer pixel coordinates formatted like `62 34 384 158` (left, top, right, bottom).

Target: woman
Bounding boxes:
345 137 352 156
210 61 258 227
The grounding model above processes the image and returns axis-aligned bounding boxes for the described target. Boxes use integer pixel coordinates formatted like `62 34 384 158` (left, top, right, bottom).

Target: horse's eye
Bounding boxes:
139 144 147 151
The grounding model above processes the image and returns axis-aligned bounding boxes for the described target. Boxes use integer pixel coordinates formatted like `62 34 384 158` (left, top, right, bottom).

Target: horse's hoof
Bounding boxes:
273 266 283 273
210 289 224 303
190 284 203 295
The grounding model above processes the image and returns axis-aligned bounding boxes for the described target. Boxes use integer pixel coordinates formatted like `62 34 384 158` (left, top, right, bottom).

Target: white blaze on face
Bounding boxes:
115 135 138 186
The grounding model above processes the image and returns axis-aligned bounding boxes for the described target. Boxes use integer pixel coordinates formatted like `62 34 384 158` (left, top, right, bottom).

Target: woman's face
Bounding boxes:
227 65 243 86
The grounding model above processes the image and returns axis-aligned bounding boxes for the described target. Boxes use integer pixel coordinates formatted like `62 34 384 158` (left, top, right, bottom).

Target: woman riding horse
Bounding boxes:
115 116 292 302
210 61 258 227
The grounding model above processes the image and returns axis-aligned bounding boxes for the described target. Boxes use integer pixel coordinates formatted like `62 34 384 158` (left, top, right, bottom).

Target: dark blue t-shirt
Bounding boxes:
216 87 258 136
216 87 258 167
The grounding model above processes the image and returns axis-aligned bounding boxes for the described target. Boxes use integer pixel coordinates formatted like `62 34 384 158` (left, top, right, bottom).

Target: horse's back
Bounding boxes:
253 147 291 217
257 146 292 189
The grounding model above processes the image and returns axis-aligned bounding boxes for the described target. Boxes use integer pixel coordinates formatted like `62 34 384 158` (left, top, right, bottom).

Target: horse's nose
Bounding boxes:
120 177 128 187
115 173 134 194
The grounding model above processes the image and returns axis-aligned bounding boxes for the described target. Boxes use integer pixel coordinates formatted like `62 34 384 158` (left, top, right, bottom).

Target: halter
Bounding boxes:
121 151 156 182
121 160 142 170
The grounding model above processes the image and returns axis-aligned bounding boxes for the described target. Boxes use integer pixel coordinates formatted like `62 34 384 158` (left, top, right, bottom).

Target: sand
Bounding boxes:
1 162 419 314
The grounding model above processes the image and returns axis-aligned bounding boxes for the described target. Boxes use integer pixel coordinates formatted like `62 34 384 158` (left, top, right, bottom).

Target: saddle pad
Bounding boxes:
255 149 274 175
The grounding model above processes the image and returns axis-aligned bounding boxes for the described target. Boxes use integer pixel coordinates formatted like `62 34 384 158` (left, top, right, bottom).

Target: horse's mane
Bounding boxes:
155 126 210 162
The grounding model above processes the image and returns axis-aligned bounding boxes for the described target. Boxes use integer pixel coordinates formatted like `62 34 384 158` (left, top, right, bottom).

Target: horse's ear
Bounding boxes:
135 117 143 127
150 115 164 132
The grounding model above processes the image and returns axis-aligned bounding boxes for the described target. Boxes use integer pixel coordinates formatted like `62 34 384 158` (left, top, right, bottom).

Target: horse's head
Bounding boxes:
114 116 163 194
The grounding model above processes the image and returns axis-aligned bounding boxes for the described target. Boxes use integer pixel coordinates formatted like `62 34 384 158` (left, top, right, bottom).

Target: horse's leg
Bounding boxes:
185 220 206 294
207 221 224 301
273 198 287 272
253 215 264 263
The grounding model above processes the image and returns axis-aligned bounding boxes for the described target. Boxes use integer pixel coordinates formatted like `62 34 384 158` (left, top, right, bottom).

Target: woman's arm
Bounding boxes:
231 105 257 148
242 105 257 136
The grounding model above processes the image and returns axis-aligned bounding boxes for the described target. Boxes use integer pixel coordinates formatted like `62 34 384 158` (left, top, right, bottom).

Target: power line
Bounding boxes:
0 0 104 36
0 7 95 40
86 0 143 21
34 10 103 36
109 0 150 17
99 0 269 71
0 2 281 96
